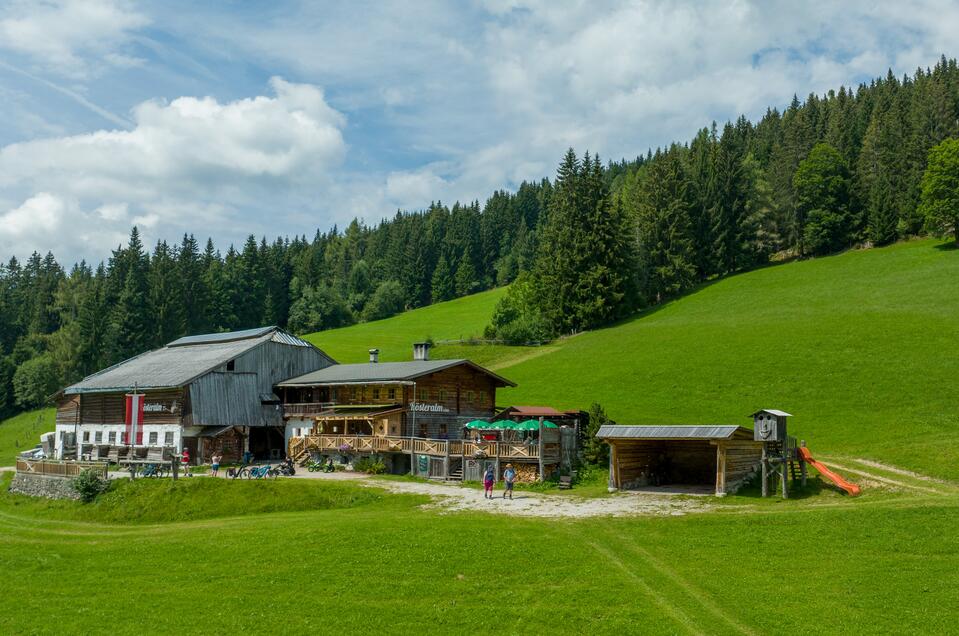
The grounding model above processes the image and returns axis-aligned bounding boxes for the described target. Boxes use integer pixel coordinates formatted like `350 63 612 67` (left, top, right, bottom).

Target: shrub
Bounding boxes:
72 469 111 503
354 456 387 474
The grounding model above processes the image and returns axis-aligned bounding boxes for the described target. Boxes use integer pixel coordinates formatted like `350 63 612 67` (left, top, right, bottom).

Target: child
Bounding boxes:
483 465 495 499
210 453 222 477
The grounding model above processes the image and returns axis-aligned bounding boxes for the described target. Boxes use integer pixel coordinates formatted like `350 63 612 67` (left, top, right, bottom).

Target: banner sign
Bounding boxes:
410 402 449 413
125 393 145 445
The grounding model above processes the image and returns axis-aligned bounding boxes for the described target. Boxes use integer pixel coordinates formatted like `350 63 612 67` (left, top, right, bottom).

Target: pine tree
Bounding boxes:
454 246 478 297
431 254 454 303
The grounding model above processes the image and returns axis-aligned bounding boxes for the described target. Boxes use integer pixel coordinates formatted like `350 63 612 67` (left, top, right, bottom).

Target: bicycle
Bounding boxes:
247 465 276 480
141 463 169 478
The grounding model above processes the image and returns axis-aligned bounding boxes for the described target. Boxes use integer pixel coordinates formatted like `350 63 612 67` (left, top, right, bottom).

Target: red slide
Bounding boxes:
798 447 861 496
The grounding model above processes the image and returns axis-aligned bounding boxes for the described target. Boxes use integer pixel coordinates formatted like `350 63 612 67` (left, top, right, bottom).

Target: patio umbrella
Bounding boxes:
516 419 558 431
464 420 491 429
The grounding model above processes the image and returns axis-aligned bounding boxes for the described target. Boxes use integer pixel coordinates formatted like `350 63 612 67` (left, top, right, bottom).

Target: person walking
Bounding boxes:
210 453 222 477
483 465 495 499
502 463 516 500
181 447 192 477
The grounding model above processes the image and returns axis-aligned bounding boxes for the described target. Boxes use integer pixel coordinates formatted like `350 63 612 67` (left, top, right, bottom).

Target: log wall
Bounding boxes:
611 439 717 489
68 389 186 426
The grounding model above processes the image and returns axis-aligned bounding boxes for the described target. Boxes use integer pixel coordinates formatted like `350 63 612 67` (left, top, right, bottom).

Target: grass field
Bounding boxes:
1 471 957 634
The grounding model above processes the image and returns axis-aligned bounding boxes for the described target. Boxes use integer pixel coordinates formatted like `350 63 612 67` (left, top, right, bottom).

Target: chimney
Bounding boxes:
413 342 431 361
369 348 379 364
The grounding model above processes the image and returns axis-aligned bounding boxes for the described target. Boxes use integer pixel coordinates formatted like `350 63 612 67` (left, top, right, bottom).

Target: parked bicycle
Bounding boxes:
140 463 169 479
247 464 276 480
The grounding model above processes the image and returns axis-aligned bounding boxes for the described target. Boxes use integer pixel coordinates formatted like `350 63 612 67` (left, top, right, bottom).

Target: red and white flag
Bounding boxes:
125 393 145 445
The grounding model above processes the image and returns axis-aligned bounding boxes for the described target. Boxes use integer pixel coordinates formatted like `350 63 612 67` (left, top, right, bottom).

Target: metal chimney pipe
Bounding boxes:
413 342 431 361
369 348 379 364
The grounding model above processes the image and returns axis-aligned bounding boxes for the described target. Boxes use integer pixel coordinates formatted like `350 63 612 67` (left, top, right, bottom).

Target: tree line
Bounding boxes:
486 56 959 342
3 58 959 415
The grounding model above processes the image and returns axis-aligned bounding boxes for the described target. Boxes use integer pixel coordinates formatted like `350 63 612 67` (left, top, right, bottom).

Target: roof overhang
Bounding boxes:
596 425 752 440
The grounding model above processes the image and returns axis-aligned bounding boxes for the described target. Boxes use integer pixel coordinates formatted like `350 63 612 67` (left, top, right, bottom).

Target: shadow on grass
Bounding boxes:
933 240 958 251
731 474 833 501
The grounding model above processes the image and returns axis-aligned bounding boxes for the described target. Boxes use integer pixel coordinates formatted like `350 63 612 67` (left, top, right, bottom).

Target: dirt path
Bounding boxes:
294 471 710 518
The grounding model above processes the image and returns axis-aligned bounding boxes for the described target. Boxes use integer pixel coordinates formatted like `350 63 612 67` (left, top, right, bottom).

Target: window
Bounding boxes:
438 423 448 439
388 387 396 401
466 391 475 402
226 359 235 371
331 388 338 401
94 431 103 443
148 431 158 445
82 431 90 442
108 431 116 443
373 388 380 400
120 432 127 444
351 387 358 400
164 432 174 446
418 423 428 437
438 389 447 401
479 391 487 404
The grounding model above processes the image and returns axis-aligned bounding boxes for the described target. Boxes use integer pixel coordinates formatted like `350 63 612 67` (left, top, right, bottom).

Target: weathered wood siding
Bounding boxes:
55 395 80 426
188 372 280 427
227 339 334 397
65 389 185 426
719 441 763 490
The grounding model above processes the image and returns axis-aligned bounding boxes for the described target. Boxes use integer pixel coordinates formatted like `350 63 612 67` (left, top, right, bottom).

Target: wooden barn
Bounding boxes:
597 424 763 496
53 327 334 463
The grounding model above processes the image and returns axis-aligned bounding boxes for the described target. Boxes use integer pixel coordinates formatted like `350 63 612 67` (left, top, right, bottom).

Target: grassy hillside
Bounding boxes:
303 239 959 480
497 239 959 479
303 287 507 362
0 408 54 465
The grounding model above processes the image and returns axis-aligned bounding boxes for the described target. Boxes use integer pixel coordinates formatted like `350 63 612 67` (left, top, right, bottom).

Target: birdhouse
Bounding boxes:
751 409 791 442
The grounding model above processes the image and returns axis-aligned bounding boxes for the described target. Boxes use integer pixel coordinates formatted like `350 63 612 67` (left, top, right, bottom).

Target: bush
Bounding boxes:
72 469 111 503
354 456 387 475
361 280 405 322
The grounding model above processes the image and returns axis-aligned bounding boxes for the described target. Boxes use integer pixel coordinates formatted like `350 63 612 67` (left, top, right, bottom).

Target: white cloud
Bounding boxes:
0 0 148 76
0 78 347 260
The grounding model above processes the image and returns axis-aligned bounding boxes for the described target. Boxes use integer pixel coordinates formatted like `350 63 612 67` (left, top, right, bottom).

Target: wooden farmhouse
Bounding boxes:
278 343 568 481
53 327 334 463
598 424 764 496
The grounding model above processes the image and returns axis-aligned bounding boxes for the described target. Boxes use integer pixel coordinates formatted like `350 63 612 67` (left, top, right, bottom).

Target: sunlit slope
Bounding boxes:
497 239 959 478
0 408 55 465
303 287 507 362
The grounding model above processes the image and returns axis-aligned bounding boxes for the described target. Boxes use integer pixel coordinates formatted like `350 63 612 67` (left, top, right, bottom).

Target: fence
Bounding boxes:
15 459 108 478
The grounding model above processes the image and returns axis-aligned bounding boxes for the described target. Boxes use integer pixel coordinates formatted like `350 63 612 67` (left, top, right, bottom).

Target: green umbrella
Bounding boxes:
464 420 491 429
517 419 558 431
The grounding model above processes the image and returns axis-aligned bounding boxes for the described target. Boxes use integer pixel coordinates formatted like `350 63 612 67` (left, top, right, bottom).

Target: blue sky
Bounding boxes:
1 0 957 264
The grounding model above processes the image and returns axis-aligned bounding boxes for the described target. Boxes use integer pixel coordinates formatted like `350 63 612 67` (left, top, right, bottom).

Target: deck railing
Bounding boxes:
15 459 108 478
282 402 336 418
291 434 561 461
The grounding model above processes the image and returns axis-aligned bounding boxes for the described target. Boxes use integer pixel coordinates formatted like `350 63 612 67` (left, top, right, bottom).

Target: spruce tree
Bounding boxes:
431 254 454 303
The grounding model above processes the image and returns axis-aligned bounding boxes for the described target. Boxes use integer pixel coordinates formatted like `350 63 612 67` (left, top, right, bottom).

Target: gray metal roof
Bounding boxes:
62 327 312 395
596 425 748 440
277 359 516 387
751 409 792 418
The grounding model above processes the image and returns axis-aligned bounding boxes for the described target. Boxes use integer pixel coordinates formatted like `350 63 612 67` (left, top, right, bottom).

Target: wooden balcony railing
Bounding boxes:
16 459 108 478
289 435 562 461
282 402 335 418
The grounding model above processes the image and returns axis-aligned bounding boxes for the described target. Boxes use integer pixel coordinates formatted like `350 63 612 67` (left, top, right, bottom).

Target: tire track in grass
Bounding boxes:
584 538 706 635
600 529 756 636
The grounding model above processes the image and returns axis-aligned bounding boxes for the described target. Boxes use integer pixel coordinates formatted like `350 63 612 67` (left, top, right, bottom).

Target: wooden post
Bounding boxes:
537 417 545 482
610 441 620 489
800 439 808 488
443 443 450 480
781 456 789 499
761 443 768 497
172 455 179 481
715 442 727 496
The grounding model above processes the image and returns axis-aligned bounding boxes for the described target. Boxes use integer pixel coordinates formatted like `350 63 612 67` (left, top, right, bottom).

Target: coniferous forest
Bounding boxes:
3 58 959 415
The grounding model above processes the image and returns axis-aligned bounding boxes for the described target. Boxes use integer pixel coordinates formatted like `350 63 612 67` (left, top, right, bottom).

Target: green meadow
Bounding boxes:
2 238 959 634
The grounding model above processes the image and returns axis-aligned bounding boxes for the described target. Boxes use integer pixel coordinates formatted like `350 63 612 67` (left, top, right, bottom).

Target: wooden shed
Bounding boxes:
597 425 763 496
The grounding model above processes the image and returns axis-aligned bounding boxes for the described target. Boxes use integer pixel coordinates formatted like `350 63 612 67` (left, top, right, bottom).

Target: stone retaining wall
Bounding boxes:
9 472 81 500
